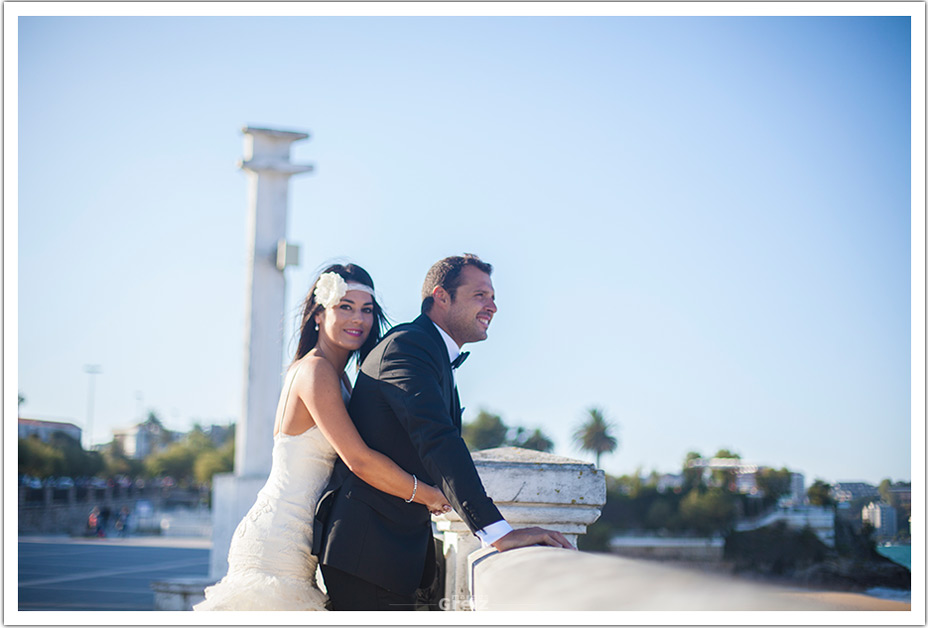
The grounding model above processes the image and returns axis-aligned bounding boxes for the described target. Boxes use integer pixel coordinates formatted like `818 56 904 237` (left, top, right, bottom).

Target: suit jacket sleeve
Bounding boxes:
376 329 503 534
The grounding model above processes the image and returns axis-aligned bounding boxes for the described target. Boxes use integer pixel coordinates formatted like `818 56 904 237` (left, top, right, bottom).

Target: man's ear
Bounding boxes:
432 285 450 308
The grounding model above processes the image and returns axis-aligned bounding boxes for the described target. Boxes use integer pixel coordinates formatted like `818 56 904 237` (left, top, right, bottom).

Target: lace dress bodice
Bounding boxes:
193 380 344 611
226 428 338 580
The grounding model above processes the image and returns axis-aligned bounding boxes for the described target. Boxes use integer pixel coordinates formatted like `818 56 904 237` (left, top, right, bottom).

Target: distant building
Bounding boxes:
789 473 805 504
833 482 879 503
685 457 759 494
18 418 82 444
204 424 234 447
889 484 911 511
112 417 177 459
862 501 898 539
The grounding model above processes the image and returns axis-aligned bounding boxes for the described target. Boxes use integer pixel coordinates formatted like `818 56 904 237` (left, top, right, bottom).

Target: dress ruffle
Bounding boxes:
192 424 339 611
194 570 328 611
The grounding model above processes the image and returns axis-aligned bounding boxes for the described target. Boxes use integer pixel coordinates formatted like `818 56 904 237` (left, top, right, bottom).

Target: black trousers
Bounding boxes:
320 564 418 611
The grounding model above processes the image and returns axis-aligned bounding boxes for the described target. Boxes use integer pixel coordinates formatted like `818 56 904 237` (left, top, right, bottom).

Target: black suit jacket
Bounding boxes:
313 314 503 595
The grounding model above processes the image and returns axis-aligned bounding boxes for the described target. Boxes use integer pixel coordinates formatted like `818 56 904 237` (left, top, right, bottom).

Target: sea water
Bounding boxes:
867 544 911 603
876 544 911 569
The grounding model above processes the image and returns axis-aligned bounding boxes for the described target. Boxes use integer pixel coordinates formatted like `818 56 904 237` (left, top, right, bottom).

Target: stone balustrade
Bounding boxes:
433 446 606 605
152 446 910 612
436 447 908 612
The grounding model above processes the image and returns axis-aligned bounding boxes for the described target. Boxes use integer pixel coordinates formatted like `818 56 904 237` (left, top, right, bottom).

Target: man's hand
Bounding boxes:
490 526 576 552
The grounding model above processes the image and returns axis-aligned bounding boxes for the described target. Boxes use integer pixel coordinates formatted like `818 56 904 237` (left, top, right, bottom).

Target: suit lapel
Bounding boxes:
413 315 460 431
452 386 462 431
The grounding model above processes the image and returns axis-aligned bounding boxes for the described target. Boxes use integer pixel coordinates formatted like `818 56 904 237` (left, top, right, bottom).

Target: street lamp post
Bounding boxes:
83 365 102 450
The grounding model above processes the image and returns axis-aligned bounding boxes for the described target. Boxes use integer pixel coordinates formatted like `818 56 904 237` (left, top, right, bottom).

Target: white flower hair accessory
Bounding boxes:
314 272 376 309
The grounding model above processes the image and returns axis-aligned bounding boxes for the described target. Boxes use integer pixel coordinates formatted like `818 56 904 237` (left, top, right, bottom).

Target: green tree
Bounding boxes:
509 427 554 453
49 432 104 477
878 478 893 504
807 479 834 507
462 410 509 451
103 440 144 477
756 467 793 507
710 448 740 492
19 432 104 478
573 407 619 468
145 442 197 479
146 424 234 485
644 498 676 530
682 451 705 492
679 487 736 535
143 410 175 449
19 436 64 478
194 440 235 485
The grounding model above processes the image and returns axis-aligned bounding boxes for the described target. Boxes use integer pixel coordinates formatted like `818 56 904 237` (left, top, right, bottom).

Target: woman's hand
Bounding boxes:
416 483 452 516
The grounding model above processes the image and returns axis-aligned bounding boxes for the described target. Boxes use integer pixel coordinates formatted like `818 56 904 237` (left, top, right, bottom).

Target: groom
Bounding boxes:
313 254 573 610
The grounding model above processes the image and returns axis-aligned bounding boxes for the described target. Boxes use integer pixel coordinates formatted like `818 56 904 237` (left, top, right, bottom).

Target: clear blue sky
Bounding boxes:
14 8 919 486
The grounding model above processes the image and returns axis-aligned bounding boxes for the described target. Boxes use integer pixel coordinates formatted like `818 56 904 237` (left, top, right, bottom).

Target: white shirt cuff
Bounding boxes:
475 520 513 547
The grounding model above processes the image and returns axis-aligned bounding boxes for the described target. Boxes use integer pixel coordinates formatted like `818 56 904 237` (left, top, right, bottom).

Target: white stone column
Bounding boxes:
208 126 312 579
237 126 312 477
433 447 606 608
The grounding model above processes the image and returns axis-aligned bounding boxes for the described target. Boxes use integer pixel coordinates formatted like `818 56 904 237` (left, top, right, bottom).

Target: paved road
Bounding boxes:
18 536 210 611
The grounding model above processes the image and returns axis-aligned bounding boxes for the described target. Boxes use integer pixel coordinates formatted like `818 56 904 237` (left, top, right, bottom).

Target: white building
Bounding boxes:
112 418 176 459
18 418 82 444
862 501 898 539
789 472 805 503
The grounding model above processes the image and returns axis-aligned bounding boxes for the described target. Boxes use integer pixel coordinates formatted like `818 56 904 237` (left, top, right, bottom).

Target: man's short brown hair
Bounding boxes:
420 254 493 314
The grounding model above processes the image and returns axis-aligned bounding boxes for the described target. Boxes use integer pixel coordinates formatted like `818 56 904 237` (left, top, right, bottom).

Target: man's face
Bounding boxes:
445 266 497 346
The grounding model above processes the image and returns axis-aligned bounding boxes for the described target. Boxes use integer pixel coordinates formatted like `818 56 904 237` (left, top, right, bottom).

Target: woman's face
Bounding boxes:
315 289 374 352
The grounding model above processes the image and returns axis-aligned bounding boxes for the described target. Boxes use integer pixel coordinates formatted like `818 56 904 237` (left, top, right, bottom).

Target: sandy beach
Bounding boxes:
780 590 910 611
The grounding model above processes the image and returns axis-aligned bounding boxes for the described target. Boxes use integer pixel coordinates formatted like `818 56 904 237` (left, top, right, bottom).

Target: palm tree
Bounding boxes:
573 407 619 468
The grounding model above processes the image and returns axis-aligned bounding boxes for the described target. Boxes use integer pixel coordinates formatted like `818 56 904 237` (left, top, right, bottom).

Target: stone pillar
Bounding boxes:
208 126 312 580
235 126 312 478
434 447 606 608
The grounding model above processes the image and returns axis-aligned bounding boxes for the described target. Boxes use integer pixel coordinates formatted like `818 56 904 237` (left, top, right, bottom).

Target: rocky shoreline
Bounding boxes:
723 520 910 596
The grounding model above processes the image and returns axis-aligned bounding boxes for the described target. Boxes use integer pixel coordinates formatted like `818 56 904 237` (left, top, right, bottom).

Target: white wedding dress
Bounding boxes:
193 384 343 611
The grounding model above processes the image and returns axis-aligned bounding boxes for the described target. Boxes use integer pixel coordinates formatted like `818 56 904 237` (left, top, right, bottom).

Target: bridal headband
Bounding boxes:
314 272 376 309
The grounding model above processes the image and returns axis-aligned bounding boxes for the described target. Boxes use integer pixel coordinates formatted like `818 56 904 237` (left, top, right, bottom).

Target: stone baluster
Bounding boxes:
433 447 606 608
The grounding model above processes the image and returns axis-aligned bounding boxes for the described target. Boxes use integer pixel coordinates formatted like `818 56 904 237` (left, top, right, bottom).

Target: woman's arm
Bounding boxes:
296 357 451 515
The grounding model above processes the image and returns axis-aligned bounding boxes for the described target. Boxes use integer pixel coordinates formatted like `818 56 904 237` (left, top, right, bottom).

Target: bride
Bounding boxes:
194 264 451 611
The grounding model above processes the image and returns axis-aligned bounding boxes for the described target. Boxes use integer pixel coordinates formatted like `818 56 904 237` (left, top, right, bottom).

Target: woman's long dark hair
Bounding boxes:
292 263 388 367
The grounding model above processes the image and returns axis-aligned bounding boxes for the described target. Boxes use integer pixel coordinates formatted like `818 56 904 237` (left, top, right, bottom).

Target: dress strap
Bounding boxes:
275 362 303 435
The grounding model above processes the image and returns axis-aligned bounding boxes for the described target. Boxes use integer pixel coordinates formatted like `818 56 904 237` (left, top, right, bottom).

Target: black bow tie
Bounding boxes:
451 351 470 369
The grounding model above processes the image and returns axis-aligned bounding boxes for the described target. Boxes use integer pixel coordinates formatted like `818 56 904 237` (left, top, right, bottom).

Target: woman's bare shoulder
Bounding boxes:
291 355 339 395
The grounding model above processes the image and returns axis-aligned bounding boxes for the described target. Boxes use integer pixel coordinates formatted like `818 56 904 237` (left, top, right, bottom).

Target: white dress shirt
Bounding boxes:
432 321 513 547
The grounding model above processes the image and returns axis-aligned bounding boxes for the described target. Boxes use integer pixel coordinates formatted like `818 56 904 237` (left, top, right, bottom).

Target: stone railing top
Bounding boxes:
472 447 592 467
467 546 911 612
466 447 606 507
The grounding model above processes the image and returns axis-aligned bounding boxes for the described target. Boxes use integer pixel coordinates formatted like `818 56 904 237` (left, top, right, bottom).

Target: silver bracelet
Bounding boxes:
405 475 418 503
